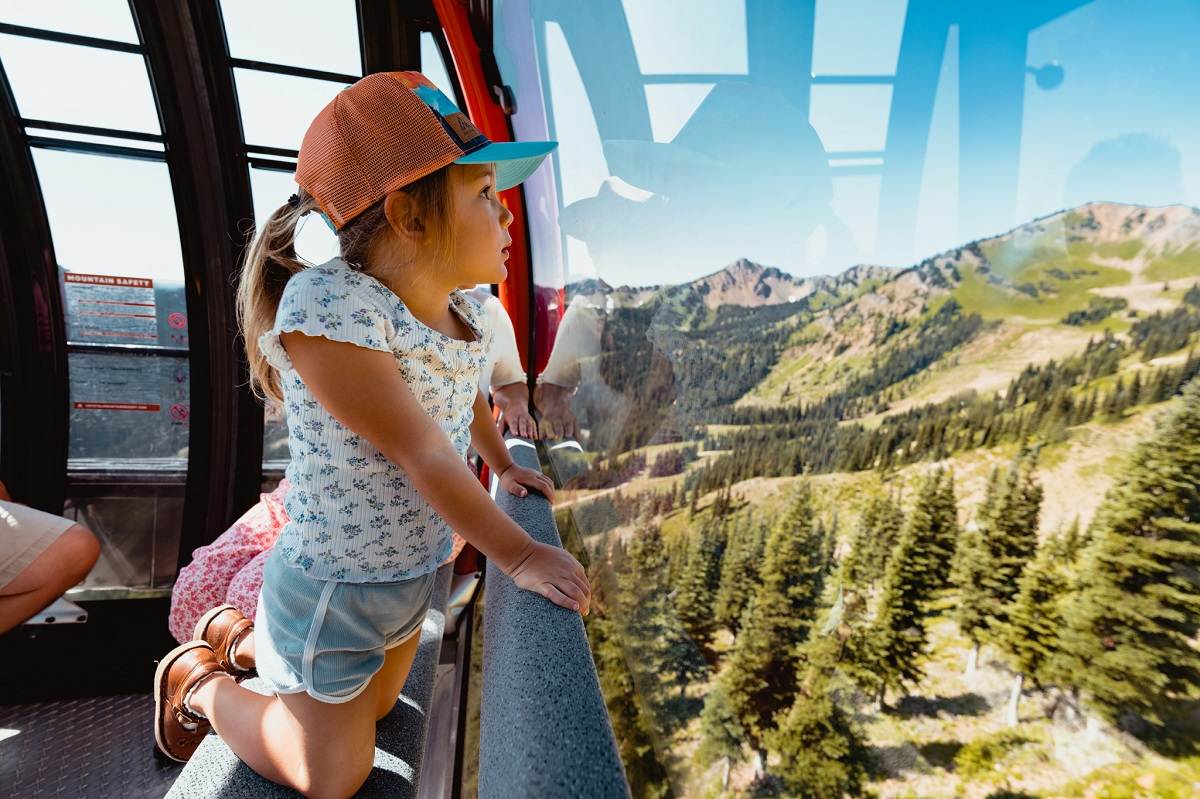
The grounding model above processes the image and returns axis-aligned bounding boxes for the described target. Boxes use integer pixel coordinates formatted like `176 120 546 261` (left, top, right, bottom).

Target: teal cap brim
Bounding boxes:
455 140 557 191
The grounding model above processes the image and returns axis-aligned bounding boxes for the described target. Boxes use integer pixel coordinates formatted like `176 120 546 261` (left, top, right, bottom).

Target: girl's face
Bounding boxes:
449 164 513 287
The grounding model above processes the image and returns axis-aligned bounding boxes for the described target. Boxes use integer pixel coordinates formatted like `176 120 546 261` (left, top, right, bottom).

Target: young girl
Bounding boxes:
152 72 590 798
165 289 532 645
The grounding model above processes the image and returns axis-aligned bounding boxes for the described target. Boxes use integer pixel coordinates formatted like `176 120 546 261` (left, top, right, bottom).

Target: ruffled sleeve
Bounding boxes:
258 265 395 372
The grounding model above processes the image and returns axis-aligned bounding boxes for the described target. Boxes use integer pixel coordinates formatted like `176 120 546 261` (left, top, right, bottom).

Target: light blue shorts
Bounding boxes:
254 549 436 703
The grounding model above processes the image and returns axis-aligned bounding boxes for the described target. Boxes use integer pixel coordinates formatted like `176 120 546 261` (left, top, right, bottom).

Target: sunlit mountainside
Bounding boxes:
559 202 1200 799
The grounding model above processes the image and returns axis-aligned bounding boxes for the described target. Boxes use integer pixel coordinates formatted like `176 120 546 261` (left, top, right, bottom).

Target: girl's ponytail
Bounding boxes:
236 189 322 406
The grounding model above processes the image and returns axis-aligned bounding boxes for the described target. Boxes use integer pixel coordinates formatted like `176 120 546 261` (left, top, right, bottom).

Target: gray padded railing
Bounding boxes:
165 563 453 799
479 438 630 799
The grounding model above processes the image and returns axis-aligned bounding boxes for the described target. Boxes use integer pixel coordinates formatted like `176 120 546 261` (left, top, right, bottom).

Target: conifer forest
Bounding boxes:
549 204 1200 798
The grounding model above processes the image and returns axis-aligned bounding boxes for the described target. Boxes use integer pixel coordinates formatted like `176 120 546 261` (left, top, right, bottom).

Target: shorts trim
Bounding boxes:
299 580 372 704
385 618 426 650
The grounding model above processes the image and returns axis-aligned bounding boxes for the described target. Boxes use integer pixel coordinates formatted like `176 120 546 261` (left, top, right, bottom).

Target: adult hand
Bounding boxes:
533 383 581 441
492 383 537 439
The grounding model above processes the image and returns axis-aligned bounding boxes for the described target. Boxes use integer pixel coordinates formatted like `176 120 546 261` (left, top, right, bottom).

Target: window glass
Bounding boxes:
218 0 361 77
808 84 894 152
812 0 907 75
247 166 339 469
419 31 457 101
643 83 712 142
67 351 189 461
65 492 184 591
33 149 191 471
233 68 348 152
0 34 161 133
501 2 1200 797
247 166 339 265
621 0 747 74
32 150 184 282
0 0 139 43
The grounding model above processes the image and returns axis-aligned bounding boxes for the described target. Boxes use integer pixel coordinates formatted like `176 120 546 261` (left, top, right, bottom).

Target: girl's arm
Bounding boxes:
280 332 589 614
468 389 553 500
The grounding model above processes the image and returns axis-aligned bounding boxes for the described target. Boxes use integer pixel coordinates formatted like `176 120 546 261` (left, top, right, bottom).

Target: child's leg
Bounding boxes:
191 676 379 799
372 628 423 721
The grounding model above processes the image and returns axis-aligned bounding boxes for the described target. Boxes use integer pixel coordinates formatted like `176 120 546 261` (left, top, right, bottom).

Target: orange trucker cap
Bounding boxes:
296 71 556 229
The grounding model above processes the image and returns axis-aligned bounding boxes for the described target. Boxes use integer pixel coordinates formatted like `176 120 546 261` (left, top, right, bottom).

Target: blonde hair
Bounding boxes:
237 167 459 406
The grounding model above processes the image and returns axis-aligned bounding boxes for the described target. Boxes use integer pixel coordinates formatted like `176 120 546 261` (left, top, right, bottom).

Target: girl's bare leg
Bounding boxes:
232 629 255 670
373 628 423 720
187 632 423 799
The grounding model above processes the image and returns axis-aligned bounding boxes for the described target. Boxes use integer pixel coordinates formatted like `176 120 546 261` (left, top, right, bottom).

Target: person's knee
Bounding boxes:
59 525 100 583
375 693 398 721
303 759 373 799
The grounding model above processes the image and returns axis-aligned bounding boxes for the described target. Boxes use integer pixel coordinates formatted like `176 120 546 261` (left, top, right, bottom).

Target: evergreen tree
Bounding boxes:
995 532 1070 724
1050 380 1200 727
713 515 767 635
950 517 991 675
767 631 871 799
823 510 840 574
1061 515 1084 562
861 468 957 703
674 516 727 660
843 490 904 589
696 684 746 767
628 522 666 577
721 480 824 753
981 450 1044 636
586 613 674 798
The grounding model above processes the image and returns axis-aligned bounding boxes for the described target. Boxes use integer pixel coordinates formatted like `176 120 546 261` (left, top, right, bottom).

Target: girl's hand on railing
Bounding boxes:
498 463 556 503
506 540 591 615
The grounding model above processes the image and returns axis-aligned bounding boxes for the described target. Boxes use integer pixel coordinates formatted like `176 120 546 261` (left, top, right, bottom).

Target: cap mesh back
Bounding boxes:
297 73 467 228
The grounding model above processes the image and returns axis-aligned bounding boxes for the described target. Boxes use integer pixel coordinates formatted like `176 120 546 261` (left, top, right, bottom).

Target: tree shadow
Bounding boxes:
651 690 705 735
1124 698 1200 757
894 692 990 718
918 740 964 770
868 743 931 779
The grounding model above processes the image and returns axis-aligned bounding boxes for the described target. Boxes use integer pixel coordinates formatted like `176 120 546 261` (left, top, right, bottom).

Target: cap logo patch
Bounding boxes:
444 112 482 144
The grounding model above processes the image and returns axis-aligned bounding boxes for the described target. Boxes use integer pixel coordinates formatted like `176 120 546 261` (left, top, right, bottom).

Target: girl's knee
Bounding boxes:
303 759 372 799
375 694 398 721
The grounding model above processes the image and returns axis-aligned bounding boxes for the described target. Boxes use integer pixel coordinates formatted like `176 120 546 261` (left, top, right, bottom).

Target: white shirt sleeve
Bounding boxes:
473 291 526 394
537 297 603 390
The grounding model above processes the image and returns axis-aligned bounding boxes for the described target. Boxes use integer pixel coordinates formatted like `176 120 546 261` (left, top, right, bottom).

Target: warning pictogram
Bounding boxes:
170 404 190 421
168 313 186 328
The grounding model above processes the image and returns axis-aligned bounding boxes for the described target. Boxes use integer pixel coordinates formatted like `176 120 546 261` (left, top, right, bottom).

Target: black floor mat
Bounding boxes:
0 694 183 799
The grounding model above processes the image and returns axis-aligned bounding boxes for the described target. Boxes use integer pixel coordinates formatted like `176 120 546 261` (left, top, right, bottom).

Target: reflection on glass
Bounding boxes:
218 0 361 77
621 0 747 75
32 150 184 281
0 34 161 133
0 0 139 44
233 68 348 152
507 2 1200 797
808 84 894 153
811 0 906 76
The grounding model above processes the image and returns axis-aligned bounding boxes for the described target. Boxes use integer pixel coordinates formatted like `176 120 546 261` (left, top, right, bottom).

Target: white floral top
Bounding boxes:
259 259 492 582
